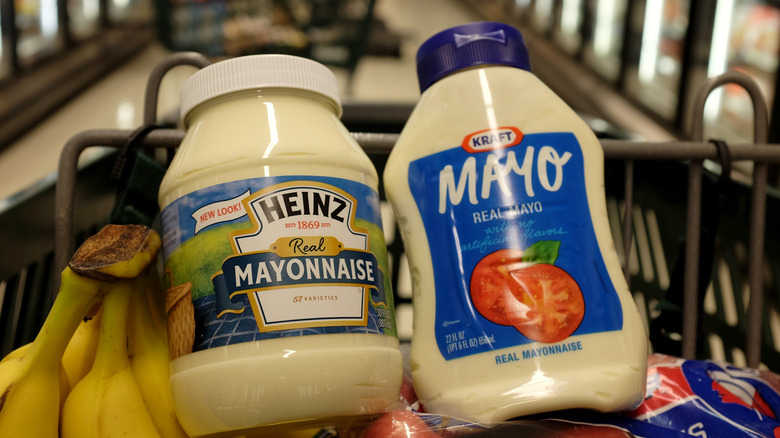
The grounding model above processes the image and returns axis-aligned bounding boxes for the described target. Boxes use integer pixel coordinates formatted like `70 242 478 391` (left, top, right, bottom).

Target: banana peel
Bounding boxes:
0 224 161 438
128 266 189 438
61 276 162 438
61 304 103 388
0 343 71 412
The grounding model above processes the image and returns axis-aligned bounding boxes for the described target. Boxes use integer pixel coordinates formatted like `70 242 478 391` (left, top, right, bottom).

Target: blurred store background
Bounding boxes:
1 0 778 201
2 0 780 370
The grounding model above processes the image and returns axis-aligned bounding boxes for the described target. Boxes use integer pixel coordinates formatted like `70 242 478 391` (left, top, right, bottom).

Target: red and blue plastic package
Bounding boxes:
346 353 780 437
613 353 780 437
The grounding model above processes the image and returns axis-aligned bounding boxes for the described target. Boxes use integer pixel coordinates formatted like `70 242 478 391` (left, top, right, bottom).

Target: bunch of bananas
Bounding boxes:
0 224 189 438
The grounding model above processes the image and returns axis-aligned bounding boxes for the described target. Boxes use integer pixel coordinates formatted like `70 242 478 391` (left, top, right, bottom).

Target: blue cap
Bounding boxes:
416 22 531 92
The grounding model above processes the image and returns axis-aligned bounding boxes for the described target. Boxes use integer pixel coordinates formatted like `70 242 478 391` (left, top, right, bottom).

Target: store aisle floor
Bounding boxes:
0 0 481 202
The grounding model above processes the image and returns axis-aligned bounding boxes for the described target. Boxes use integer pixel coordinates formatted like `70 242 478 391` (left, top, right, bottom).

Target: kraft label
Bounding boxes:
408 128 623 360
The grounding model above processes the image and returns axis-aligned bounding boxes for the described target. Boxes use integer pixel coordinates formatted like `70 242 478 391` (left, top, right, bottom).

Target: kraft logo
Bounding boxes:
461 127 523 153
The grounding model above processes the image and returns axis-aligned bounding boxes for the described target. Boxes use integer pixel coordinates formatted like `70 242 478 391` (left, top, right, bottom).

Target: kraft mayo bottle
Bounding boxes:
158 54 402 437
383 22 648 423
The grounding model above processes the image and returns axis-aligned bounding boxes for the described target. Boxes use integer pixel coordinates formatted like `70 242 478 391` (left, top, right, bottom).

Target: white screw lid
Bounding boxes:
180 54 342 122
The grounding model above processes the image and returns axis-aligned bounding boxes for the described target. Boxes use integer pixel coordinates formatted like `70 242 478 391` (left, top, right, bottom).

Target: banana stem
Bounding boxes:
22 267 105 372
92 278 136 375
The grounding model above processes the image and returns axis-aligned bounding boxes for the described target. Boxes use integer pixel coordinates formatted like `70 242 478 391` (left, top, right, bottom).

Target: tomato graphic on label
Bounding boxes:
504 263 585 343
470 246 585 343
470 248 525 326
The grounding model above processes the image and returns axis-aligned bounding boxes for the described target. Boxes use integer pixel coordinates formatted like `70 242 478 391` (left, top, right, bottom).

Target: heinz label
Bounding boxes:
161 176 397 353
408 129 623 360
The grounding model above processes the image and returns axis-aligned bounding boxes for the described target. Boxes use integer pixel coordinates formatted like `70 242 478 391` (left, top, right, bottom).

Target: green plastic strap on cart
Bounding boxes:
109 124 166 227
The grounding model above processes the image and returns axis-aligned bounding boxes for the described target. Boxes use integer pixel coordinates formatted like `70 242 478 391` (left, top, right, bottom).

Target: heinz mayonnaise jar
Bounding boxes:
158 55 402 437
383 22 648 423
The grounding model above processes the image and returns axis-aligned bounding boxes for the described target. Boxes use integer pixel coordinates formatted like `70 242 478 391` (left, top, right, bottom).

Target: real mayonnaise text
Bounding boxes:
158 54 402 437
383 22 648 423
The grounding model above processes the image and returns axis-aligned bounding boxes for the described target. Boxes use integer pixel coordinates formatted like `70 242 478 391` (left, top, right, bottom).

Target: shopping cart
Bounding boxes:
2 51 780 373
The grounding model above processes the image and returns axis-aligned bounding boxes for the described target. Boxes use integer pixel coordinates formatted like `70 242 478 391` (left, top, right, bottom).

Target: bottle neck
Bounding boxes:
184 88 340 127
423 64 525 93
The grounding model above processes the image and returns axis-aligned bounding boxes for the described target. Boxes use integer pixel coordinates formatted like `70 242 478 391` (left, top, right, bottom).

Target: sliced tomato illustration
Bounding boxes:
504 263 585 343
470 248 528 326
470 249 585 343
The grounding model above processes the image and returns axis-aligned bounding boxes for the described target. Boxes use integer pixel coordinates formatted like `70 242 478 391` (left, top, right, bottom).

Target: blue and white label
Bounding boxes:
161 176 397 353
408 130 623 361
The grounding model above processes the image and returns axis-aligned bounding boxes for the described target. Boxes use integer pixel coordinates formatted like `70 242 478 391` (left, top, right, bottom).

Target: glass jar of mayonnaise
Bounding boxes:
158 54 402 437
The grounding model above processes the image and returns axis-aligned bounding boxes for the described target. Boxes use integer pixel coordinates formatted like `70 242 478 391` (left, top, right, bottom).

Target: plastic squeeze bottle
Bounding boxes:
158 54 402 437
383 22 648 423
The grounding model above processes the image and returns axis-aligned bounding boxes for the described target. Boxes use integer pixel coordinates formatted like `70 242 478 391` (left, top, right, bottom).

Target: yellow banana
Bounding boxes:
61 303 103 387
0 267 104 437
7 304 103 392
61 277 162 438
128 266 190 438
3 306 101 413
0 224 161 438
3 304 102 405
0 342 30 363
0 342 72 411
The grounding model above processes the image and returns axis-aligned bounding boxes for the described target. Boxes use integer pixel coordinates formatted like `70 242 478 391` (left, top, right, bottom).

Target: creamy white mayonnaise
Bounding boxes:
159 55 403 437
384 23 648 423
